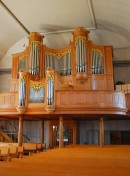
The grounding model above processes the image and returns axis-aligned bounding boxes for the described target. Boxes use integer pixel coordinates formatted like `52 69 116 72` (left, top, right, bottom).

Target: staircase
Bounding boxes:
0 120 30 143
0 130 14 142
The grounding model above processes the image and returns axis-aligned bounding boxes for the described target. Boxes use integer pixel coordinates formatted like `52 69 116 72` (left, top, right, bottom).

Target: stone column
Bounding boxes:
41 120 44 143
59 116 64 148
99 116 104 147
18 115 23 147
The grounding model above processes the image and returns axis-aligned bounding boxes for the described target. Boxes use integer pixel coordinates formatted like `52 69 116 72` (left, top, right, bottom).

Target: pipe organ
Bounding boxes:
11 27 114 113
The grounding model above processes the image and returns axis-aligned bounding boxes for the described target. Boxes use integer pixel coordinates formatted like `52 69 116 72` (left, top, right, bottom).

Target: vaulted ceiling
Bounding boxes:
0 0 130 63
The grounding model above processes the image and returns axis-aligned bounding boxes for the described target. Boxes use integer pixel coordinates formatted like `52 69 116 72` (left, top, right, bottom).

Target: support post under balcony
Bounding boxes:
99 116 104 147
18 115 23 147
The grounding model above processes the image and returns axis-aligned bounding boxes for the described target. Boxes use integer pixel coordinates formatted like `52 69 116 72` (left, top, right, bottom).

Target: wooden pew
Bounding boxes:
0 144 24 160
36 143 46 152
22 143 45 155
0 147 10 161
22 143 37 155
9 146 18 158
17 146 24 158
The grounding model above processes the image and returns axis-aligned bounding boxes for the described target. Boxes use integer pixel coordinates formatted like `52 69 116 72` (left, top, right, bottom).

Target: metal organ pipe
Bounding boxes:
76 42 78 72
76 38 87 73
51 79 54 105
45 51 72 76
79 40 81 70
29 42 40 76
19 79 26 106
34 43 36 75
84 42 86 72
91 50 104 74
68 53 71 75
47 78 54 105
32 42 35 75
37 48 39 75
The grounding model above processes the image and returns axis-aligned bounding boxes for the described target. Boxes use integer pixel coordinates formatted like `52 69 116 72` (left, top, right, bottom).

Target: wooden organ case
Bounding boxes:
10 27 126 115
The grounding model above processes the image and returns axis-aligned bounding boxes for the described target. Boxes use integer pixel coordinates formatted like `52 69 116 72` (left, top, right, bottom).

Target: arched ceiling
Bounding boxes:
0 0 130 63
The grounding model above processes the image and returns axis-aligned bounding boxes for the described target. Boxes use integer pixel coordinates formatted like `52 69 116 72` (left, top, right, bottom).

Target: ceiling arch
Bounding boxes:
0 0 130 64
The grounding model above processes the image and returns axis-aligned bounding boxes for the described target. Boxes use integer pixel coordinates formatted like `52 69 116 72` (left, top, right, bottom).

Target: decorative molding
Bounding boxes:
30 82 45 92
45 49 71 60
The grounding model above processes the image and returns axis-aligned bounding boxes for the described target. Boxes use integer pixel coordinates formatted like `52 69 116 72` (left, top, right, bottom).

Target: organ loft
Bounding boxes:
0 27 130 148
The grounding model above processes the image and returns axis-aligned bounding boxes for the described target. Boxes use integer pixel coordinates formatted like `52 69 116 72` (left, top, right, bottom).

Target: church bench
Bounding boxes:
0 148 10 161
17 146 24 158
22 143 37 155
36 143 46 152
9 146 18 158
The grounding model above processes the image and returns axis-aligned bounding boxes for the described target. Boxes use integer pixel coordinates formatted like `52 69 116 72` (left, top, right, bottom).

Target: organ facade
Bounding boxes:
0 27 130 147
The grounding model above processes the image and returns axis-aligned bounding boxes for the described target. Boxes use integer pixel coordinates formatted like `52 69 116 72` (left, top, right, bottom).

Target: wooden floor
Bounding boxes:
0 145 130 176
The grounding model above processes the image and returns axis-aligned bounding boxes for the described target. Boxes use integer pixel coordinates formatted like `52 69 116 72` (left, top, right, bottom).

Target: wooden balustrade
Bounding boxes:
0 90 127 115
125 93 130 114
0 92 18 114
55 90 126 115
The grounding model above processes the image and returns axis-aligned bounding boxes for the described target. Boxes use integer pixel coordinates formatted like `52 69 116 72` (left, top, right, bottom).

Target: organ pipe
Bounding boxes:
29 42 40 76
45 51 72 76
76 38 87 73
91 49 104 74
47 77 54 105
19 72 26 106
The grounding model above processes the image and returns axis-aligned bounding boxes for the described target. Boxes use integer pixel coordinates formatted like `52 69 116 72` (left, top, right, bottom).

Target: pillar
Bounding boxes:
59 116 64 148
99 116 104 147
18 115 23 147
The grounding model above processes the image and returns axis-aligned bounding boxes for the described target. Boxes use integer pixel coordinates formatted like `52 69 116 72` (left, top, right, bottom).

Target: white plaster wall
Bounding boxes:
0 73 11 92
80 121 99 144
104 120 130 131
0 37 28 69
114 67 130 84
80 120 130 145
44 121 49 149
23 121 41 143
113 48 130 61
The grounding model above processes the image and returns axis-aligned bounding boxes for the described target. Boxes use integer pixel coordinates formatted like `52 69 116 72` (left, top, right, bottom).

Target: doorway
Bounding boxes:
51 120 75 147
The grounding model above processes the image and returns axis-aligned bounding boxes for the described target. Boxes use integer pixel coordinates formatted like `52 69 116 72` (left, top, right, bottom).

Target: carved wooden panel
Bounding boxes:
104 46 113 75
0 92 18 107
125 93 130 113
55 90 126 114
10 80 19 92
90 75 106 90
